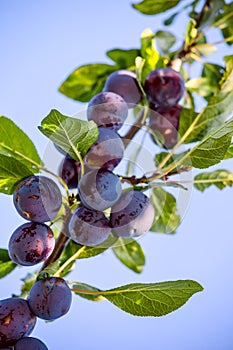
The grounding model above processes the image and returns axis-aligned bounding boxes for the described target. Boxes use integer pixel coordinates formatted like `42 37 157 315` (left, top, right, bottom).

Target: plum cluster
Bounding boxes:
58 66 185 245
58 78 155 246
1 176 72 347
9 175 62 267
1 66 185 347
102 67 185 149
0 277 72 347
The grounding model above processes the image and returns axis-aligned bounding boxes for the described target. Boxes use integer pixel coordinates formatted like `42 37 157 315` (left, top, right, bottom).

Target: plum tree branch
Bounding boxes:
122 107 147 147
119 165 192 186
40 205 72 271
173 0 211 62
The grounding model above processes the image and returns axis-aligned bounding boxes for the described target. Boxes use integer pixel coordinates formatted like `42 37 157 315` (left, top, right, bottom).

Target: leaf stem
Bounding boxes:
54 246 86 277
0 143 70 197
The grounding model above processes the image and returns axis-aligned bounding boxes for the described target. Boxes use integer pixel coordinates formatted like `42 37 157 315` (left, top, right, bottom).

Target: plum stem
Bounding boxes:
54 246 86 277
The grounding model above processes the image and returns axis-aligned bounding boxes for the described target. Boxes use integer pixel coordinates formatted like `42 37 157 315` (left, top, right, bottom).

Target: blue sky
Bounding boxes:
1 1 233 349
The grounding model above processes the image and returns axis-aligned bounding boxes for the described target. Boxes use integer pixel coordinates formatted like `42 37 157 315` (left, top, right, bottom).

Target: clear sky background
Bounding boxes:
0 1 233 349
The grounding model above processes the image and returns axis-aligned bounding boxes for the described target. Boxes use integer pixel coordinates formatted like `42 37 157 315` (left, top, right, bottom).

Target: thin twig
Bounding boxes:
122 107 147 147
40 205 72 271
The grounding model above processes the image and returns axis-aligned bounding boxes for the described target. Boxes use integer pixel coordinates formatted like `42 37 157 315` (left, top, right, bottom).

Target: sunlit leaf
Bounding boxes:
59 63 116 102
106 48 140 68
0 155 34 194
0 116 42 171
38 109 99 160
132 0 180 15
194 170 233 192
112 238 145 273
150 187 180 233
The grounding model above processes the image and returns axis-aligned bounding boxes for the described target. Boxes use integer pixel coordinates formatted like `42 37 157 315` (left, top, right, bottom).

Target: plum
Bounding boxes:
13 175 62 223
85 127 124 171
103 70 142 107
87 91 128 131
0 298 36 347
78 169 122 211
28 277 72 321
14 336 48 350
144 68 185 107
58 155 81 189
149 104 182 149
8 222 55 266
110 190 155 238
68 206 111 246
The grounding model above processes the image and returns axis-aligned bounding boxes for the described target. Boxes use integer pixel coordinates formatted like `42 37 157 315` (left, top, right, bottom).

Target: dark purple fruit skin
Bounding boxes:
104 70 142 107
149 104 182 149
28 277 72 321
144 68 185 107
110 191 155 238
0 298 36 347
78 169 122 211
8 222 55 266
14 336 48 350
13 175 62 223
69 206 111 246
87 91 128 131
85 127 124 171
58 155 81 189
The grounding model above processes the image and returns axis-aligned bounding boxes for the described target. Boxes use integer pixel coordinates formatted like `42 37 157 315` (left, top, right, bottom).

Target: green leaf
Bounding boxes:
0 116 42 171
18 273 38 298
0 155 34 194
0 249 12 262
112 238 145 273
202 63 224 91
132 0 180 15
71 282 104 301
140 28 160 81
65 234 118 260
184 20 198 51
72 280 203 316
150 187 181 234
135 56 146 83
221 56 233 90
194 170 233 192
38 109 99 160
185 63 223 99
180 55 233 143
106 48 140 69
164 12 179 26
52 234 118 278
224 144 233 159
0 261 17 279
198 0 224 29
155 151 191 174
38 260 63 279
102 280 203 316
155 30 176 52
214 2 233 45
188 119 233 169
193 43 217 57
0 249 17 279
185 77 217 97
58 63 116 102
